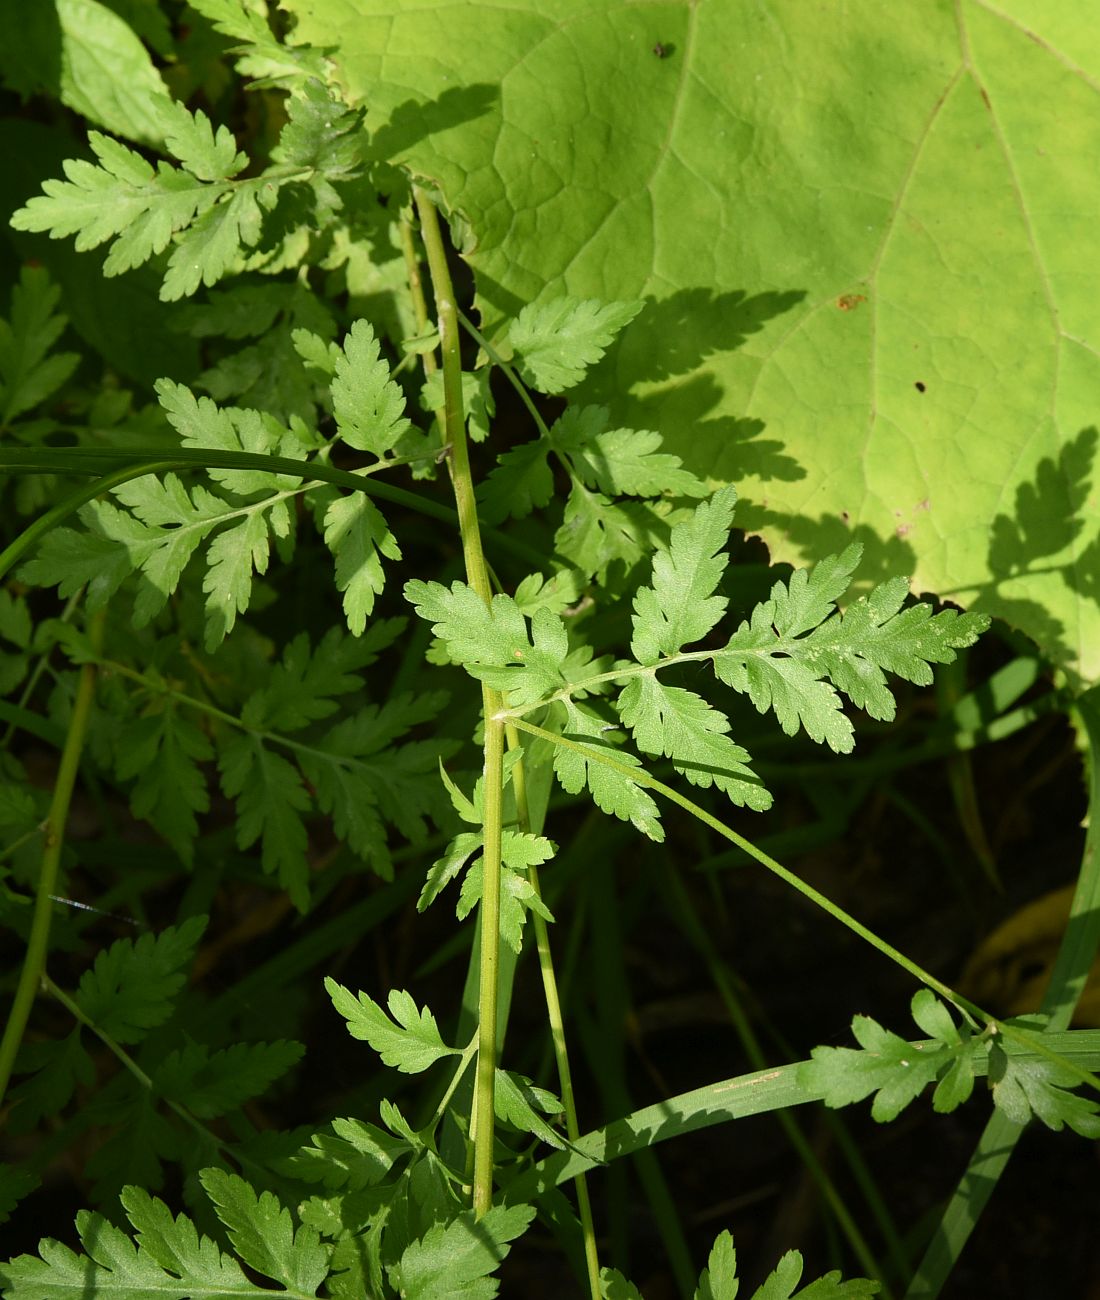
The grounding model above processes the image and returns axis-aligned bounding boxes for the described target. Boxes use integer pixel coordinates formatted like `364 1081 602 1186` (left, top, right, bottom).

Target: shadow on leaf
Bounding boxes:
368 84 500 168
627 286 806 383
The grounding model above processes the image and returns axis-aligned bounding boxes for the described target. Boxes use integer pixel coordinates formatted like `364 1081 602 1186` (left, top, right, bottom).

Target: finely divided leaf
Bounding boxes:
0 1164 37 1228
387 1203 536 1299
0 1191 253 1300
477 438 554 524
0 266 80 425
695 1230 737 1300
552 700 664 842
241 627 387 732
325 979 459 1073
551 405 706 499
508 297 642 394
155 379 305 495
716 550 988 752
802 1015 951 1123
10 131 221 279
158 99 247 181
631 486 737 664
555 486 666 583
75 916 207 1044
752 1251 879 1299
420 831 482 911
218 732 311 910
617 677 771 811
793 994 1100 1129
119 1186 249 1292
601 1270 645 1300
456 838 556 953
989 1044 1100 1137
323 492 400 635
404 580 568 708
200 1168 330 1294
332 319 411 454
114 706 214 863
494 1070 567 1150
154 1040 304 1118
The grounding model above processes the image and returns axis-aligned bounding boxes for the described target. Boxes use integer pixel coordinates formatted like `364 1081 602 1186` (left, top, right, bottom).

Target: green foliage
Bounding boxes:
288 0 1100 684
11 82 365 301
387 1204 535 1299
326 978 460 1074
0 267 80 429
803 991 1100 1137
600 1230 879 1299
3 6 1098 1298
507 297 643 395
0 1173 330 1299
407 486 986 837
74 915 206 1042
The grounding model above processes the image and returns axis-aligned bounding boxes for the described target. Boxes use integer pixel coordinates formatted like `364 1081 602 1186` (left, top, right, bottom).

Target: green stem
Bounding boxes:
456 308 552 440
414 186 505 1219
0 609 104 1108
504 715 1100 1097
41 975 272 1179
508 716 976 1006
431 1034 480 1131
400 209 444 433
506 723 602 1297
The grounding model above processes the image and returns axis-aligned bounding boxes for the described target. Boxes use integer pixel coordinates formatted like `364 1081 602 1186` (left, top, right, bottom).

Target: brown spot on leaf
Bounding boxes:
836 293 866 312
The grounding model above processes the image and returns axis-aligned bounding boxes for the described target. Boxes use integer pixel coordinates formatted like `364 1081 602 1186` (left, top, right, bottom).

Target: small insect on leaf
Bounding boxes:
652 41 674 59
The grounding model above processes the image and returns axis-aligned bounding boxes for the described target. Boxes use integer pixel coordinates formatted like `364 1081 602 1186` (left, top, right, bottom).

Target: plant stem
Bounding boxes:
506 722 602 1296
507 717 1100 1098
399 209 444 432
0 609 104 1108
456 308 551 440
414 186 505 1219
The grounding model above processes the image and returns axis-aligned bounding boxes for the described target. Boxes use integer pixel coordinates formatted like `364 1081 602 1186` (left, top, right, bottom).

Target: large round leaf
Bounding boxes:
286 0 1100 685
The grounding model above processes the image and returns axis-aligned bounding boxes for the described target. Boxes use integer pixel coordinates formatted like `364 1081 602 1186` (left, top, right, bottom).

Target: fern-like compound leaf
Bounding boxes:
75 916 207 1045
0 1193 253 1299
508 296 642 393
404 580 569 709
0 267 80 425
803 992 1100 1135
153 1040 304 1119
325 979 460 1074
716 548 988 753
200 1168 330 1293
157 99 248 181
322 491 401 635
551 405 706 500
332 319 411 455
630 485 737 663
387 1203 536 1299
552 700 664 842
617 676 771 811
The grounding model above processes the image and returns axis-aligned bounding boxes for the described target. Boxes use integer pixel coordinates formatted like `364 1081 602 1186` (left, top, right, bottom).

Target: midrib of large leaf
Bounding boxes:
285 0 1100 685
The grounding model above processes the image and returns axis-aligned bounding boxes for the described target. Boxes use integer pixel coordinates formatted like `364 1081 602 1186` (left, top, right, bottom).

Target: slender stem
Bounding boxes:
508 715 975 1002
431 1034 480 1131
400 209 444 433
506 717 1100 1097
0 609 104 1107
506 722 602 1296
456 308 552 440
414 185 505 1219
0 453 455 588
